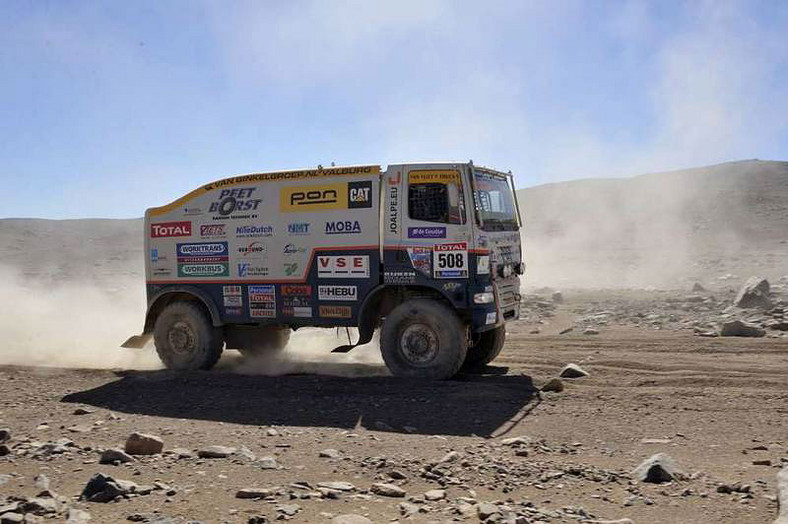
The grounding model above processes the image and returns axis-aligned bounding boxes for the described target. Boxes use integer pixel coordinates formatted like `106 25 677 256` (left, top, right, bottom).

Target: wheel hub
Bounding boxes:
400 324 439 366
168 321 196 355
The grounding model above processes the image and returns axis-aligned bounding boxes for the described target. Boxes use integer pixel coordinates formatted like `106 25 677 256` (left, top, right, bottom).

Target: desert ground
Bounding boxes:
1 160 787 523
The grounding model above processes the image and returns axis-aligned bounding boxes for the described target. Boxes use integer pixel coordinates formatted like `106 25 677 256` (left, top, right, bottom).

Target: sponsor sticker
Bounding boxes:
477 255 490 275
223 295 243 307
223 285 242 296
283 243 307 256
348 180 373 209
319 305 352 318
406 246 431 275
152 267 172 277
200 224 226 237
318 285 357 301
238 263 269 277
183 207 202 216
408 226 446 239
408 170 461 184
384 271 416 285
287 223 311 235
283 306 312 318
237 241 266 259
433 242 468 279
225 307 242 316
284 262 299 276
317 255 370 278
209 187 262 216
387 186 399 236
280 183 347 212
177 242 229 260
281 284 312 296
151 221 192 238
249 284 276 318
236 224 273 238
325 220 361 235
178 263 229 277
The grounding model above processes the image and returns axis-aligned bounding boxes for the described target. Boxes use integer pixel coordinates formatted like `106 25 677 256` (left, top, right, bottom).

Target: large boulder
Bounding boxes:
632 453 683 483
720 320 766 338
124 433 163 455
734 277 772 309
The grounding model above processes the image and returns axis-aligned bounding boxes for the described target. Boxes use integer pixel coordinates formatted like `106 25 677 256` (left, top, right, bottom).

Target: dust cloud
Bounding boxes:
519 161 788 290
0 263 385 375
226 328 387 378
0 264 160 369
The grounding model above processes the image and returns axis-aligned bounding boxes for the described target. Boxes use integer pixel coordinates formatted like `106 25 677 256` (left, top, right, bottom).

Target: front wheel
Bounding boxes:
380 299 467 379
153 302 223 370
462 325 505 370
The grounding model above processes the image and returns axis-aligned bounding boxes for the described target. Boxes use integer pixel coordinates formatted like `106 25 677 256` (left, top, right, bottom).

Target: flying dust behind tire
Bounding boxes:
225 326 291 358
153 302 223 370
380 299 468 379
462 325 505 370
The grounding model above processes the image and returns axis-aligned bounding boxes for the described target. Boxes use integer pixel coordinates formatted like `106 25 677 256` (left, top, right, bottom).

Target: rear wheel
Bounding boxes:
153 302 223 370
380 299 467 379
225 326 291 357
462 325 506 370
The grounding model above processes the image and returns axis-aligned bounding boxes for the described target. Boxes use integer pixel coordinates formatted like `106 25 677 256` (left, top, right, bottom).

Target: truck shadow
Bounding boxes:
61 370 539 437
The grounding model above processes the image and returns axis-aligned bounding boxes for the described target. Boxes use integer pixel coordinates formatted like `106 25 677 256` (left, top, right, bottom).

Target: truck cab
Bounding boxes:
124 161 523 379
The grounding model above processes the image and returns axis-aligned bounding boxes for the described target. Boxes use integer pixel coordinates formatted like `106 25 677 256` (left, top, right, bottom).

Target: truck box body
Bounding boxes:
145 162 523 342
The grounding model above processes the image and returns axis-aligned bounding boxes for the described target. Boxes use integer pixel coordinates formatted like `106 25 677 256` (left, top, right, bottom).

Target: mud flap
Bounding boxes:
121 334 152 349
331 329 374 354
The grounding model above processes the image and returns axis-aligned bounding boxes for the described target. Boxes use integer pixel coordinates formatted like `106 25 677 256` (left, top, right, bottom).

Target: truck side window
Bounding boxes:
408 182 465 224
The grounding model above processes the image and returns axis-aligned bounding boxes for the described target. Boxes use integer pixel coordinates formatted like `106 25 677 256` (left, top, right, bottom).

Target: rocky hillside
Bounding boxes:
519 160 788 288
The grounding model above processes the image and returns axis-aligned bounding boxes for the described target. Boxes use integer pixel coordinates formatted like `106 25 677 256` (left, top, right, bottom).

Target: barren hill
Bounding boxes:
519 160 788 288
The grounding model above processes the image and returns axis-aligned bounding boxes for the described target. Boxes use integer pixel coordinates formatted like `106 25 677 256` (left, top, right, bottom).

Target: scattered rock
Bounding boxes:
0 428 10 444
476 502 500 520
542 378 564 392
559 363 589 378
100 448 135 464
319 448 341 459
166 448 193 459
72 408 93 416
439 450 461 463
398 502 420 517
720 320 766 338
66 508 91 523
256 456 278 469
583 328 600 335
33 474 50 490
552 291 564 304
632 453 682 483
332 515 372 524
776 466 788 524
734 277 772 309
370 483 406 497
80 473 142 503
236 488 274 499
0 445 10 457
501 436 530 446
124 433 164 455
424 489 445 501
247 517 268 524
197 446 236 458
559 327 574 335
275 504 300 517
317 481 355 492
692 282 706 292
0 513 24 523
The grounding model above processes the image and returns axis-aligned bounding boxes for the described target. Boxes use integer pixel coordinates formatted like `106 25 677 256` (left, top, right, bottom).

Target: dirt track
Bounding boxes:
1 296 787 523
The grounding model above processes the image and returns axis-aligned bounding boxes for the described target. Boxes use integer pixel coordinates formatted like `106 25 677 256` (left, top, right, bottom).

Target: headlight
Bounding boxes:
473 292 495 304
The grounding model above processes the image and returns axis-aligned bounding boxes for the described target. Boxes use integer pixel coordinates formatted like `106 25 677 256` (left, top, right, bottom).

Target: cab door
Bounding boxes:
383 163 472 289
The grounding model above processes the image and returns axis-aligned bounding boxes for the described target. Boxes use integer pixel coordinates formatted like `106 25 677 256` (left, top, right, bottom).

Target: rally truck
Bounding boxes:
123 161 524 379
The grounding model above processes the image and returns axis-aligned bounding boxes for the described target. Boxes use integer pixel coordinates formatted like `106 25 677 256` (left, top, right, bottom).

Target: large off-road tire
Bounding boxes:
380 299 467 379
462 325 506 370
153 302 223 370
226 326 291 358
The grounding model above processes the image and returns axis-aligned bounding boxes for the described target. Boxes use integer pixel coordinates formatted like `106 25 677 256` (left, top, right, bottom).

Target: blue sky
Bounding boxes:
1 0 786 218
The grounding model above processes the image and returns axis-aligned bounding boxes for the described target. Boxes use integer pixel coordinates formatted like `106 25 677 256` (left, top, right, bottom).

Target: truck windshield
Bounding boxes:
473 170 519 231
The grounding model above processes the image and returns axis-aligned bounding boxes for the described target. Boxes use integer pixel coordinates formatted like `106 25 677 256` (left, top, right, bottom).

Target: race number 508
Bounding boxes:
436 252 466 269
